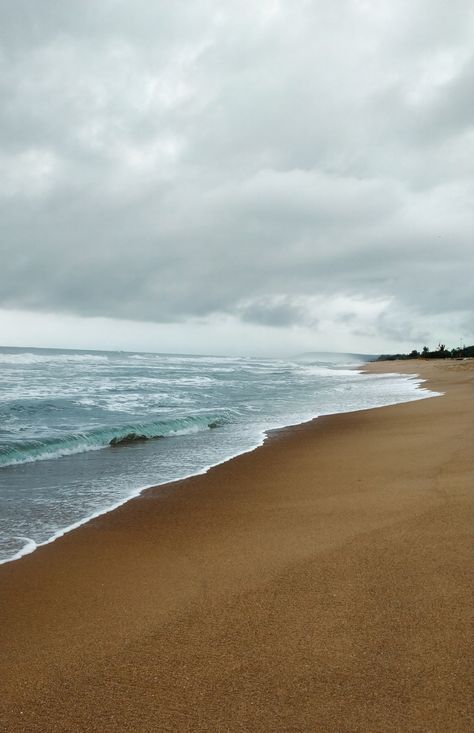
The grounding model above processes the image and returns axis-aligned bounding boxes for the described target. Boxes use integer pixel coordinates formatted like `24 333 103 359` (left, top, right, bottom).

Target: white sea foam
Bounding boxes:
2 377 440 566
0 352 109 365
0 348 441 566
0 441 106 467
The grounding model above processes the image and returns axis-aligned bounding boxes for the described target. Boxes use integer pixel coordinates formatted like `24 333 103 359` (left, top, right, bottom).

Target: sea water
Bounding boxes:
0 346 438 564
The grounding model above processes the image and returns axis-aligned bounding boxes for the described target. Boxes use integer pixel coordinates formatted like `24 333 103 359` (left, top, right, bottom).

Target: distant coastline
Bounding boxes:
376 343 474 361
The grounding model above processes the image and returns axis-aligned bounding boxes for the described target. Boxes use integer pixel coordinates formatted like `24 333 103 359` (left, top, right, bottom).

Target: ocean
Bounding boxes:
0 346 437 564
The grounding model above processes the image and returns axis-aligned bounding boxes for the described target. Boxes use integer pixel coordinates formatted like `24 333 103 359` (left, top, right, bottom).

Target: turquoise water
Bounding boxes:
0 347 436 563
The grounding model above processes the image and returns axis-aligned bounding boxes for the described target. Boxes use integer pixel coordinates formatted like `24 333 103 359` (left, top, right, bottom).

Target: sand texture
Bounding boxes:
0 359 472 732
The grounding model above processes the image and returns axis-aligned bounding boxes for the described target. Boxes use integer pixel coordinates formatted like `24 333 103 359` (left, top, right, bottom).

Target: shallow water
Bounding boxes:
0 347 437 563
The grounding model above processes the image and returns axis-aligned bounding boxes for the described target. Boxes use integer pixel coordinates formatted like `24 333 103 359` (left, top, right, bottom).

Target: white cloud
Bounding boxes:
0 148 62 198
0 0 472 353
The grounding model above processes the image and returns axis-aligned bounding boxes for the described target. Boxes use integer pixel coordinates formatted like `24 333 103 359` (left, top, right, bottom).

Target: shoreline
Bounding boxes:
1 364 437 567
0 359 472 731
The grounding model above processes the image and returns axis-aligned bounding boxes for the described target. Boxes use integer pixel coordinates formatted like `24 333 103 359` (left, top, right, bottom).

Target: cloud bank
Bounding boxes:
0 0 473 352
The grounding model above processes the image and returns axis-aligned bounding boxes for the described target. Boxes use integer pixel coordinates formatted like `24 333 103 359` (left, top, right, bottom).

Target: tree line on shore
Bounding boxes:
376 343 474 361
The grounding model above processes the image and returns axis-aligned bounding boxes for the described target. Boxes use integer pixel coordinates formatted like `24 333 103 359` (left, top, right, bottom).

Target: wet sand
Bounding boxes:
0 359 472 732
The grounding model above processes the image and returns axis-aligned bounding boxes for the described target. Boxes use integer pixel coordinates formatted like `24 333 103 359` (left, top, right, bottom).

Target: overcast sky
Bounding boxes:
0 0 473 356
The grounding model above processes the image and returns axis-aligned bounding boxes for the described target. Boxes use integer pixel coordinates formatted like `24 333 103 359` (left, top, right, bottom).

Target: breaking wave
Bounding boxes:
0 412 231 468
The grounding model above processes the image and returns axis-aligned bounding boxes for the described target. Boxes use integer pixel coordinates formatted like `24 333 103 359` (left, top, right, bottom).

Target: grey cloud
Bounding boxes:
0 0 473 349
419 57 474 142
373 312 432 347
237 297 314 328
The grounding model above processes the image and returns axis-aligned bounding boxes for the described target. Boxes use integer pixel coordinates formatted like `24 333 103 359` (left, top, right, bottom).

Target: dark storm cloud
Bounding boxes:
0 0 473 345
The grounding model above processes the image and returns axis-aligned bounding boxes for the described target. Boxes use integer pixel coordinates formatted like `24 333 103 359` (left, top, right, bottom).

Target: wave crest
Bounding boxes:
0 412 231 468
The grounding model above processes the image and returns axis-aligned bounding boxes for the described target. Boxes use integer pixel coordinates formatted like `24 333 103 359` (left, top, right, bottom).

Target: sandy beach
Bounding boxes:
0 359 472 732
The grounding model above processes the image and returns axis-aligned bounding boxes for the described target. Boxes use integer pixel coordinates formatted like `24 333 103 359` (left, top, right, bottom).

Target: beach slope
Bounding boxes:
0 359 472 731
